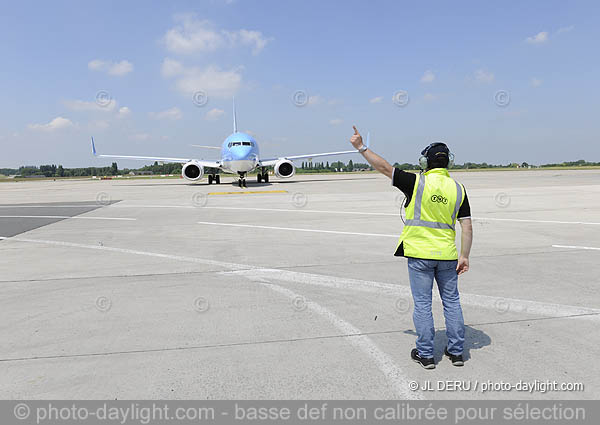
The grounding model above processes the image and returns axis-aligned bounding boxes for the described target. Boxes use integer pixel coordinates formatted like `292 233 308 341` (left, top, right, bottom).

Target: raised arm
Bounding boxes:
349 126 394 179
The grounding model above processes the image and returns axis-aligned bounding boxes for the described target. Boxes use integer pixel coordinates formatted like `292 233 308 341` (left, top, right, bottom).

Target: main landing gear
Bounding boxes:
207 174 221 185
237 172 247 188
256 167 269 183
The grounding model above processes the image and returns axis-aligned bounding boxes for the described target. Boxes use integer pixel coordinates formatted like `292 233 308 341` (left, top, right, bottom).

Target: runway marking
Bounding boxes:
552 245 600 251
0 234 416 395
208 190 287 195
225 269 600 322
201 206 398 216
475 217 600 226
2 235 598 322
0 205 101 208
103 204 600 225
197 221 399 238
249 277 419 399
0 236 248 270
0 215 135 221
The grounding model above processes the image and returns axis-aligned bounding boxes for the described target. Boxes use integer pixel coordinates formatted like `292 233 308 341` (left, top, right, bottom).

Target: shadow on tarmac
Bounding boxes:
117 176 378 187
404 325 492 364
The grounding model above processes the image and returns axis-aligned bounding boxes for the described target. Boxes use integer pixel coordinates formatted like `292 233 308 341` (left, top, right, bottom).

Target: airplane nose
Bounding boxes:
231 146 252 160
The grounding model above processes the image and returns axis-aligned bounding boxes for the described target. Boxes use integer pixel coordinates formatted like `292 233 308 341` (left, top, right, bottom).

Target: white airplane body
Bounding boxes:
91 100 366 187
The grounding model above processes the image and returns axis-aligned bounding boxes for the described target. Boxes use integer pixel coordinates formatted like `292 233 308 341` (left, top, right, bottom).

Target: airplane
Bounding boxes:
91 99 368 187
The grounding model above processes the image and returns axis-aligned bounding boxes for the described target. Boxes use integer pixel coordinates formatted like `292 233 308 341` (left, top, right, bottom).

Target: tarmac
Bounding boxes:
0 170 599 399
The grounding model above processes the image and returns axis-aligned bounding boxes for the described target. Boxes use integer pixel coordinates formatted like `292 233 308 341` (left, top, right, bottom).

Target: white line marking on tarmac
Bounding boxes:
0 234 416 395
2 235 598 322
202 206 399 216
552 245 600 251
0 215 135 221
225 269 600 322
197 221 398 238
475 217 600 226
107 203 600 225
250 277 419 399
0 236 247 270
0 205 101 208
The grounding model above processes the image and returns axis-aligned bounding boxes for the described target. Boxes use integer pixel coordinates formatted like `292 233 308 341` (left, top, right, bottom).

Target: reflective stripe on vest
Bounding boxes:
405 174 463 231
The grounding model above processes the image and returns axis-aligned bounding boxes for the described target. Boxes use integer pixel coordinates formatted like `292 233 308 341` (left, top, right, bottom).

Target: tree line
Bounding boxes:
2 159 600 178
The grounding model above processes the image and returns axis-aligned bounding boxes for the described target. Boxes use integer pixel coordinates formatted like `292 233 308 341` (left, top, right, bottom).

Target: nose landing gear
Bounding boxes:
237 172 247 188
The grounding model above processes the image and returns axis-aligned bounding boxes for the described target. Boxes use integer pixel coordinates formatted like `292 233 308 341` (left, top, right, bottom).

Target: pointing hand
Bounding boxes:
350 126 364 150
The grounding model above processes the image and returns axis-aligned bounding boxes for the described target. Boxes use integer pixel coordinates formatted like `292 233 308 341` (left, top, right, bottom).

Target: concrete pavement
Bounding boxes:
0 170 598 399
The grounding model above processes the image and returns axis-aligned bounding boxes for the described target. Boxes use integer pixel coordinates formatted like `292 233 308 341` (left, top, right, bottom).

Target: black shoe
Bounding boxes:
444 348 464 366
411 348 435 369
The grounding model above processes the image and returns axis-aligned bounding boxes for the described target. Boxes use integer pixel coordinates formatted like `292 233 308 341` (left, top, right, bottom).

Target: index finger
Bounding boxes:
353 125 360 135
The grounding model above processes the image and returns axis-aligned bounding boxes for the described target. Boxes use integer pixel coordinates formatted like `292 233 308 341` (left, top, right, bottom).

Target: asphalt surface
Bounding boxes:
0 171 599 399
0 201 116 238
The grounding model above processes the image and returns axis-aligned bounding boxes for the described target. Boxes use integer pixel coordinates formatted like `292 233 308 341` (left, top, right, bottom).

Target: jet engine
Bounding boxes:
274 159 296 179
182 161 204 181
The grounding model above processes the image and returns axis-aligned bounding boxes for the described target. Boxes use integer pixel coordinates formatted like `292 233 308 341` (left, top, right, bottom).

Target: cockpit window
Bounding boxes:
242 142 251 146
232 142 242 146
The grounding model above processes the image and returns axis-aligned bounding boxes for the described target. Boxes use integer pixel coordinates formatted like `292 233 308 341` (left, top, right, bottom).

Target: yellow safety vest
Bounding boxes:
396 168 465 260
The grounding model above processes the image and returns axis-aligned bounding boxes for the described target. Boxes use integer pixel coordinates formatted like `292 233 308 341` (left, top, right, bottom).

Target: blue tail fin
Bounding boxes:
232 97 237 133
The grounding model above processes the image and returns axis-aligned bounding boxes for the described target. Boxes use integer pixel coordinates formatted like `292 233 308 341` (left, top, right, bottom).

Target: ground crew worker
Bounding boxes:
349 126 473 369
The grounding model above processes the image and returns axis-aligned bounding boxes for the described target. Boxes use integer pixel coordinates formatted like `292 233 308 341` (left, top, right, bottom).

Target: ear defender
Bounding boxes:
419 142 454 170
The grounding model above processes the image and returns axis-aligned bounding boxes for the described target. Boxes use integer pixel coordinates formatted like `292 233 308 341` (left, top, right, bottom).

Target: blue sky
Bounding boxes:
1 0 598 168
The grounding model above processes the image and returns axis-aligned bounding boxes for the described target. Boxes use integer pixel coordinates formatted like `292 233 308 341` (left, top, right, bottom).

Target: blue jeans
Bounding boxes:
407 258 465 358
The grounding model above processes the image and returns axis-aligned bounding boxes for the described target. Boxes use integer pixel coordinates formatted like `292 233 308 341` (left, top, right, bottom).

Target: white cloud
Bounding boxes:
525 31 549 44
225 29 271 55
420 70 435 83
161 58 242 98
474 69 495 84
28 117 74 132
130 133 150 141
205 108 225 121
531 77 543 87
117 106 131 118
163 15 271 55
64 98 117 112
557 25 574 34
150 107 182 121
88 59 133 76
329 118 343 126
369 96 383 104
164 17 224 54
423 93 436 102
161 58 185 77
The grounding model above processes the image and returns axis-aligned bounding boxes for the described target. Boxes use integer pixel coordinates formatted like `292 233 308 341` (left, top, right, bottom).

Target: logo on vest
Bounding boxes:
430 194 448 204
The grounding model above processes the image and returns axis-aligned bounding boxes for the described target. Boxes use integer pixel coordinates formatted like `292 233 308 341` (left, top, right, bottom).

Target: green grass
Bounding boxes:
1 166 598 183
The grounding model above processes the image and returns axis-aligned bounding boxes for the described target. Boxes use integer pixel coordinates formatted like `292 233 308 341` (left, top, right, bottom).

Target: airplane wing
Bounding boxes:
259 150 359 166
190 145 221 150
259 132 369 167
91 138 221 168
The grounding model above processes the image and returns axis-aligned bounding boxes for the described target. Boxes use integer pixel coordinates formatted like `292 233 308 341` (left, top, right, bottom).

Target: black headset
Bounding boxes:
418 142 454 170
